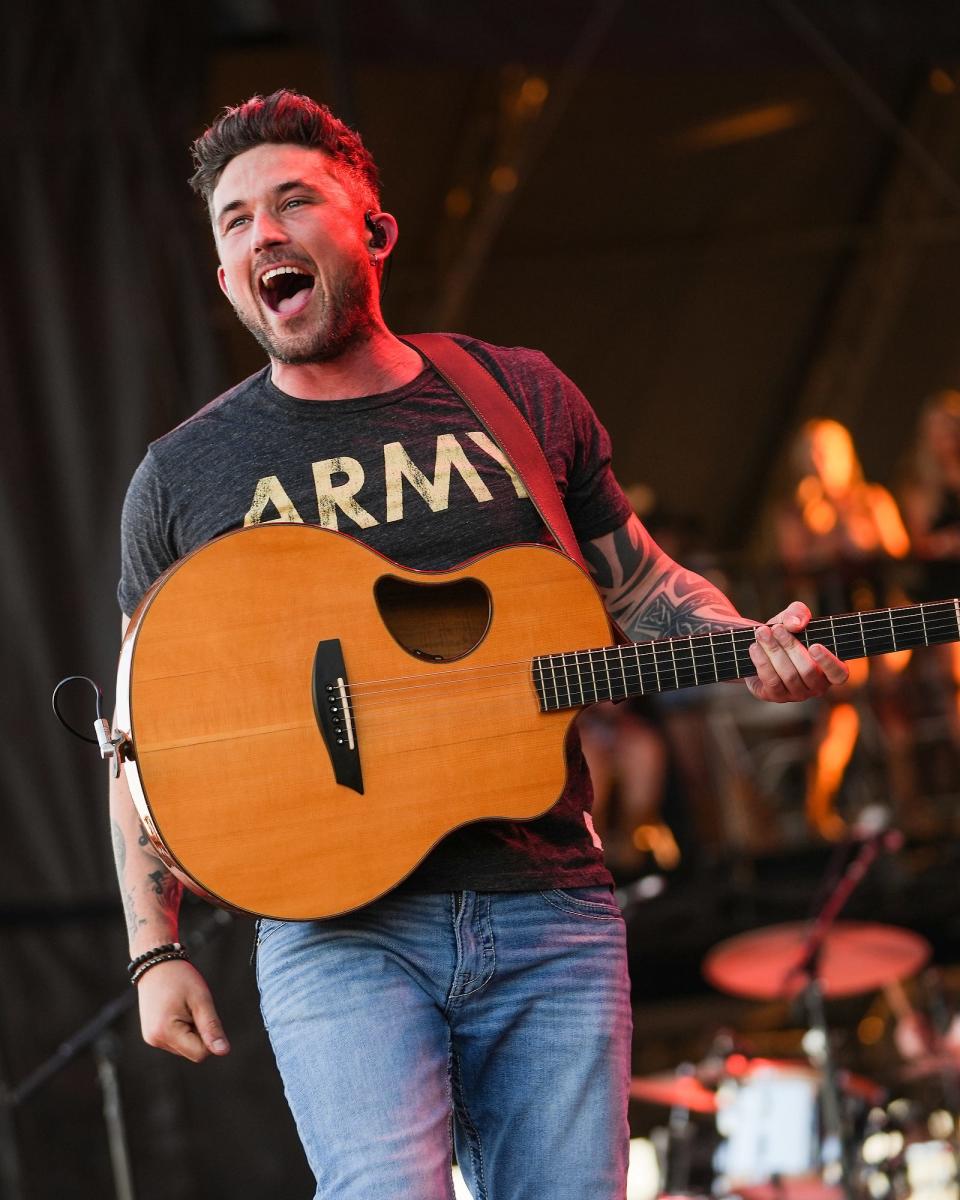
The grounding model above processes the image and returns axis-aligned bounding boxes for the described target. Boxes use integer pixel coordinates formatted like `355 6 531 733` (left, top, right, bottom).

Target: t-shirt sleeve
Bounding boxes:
117 448 178 617
554 364 633 541
488 344 632 541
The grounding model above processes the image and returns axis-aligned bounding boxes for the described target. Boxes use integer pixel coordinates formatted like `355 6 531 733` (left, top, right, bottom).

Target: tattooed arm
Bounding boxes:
109 616 230 1062
110 778 181 953
582 513 848 702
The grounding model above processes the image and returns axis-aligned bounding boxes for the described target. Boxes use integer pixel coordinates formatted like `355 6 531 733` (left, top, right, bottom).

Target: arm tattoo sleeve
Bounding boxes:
111 816 181 942
583 516 755 643
148 868 182 921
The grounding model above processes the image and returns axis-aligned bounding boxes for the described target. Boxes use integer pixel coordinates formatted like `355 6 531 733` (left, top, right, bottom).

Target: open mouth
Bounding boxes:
258 266 315 317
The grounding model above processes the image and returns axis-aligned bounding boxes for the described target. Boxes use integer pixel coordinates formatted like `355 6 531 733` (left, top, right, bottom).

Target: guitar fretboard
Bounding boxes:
532 598 960 712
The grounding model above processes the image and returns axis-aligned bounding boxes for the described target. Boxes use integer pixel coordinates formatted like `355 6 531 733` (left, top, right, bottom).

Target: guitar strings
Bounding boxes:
337 608 960 713
342 608 958 700
343 631 940 718
346 670 538 719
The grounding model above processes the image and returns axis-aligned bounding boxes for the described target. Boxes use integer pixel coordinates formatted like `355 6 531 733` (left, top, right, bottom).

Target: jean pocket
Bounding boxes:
255 917 286 950
538 886 622 920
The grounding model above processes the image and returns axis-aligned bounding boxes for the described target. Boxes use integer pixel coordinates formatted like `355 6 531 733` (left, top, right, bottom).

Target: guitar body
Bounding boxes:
116 524 613 920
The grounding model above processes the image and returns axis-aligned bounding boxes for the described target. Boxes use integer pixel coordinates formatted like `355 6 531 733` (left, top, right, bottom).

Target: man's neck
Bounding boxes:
269 328 424 401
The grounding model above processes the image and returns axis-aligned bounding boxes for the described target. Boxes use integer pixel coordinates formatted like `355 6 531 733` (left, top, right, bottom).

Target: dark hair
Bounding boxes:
190 89 381 210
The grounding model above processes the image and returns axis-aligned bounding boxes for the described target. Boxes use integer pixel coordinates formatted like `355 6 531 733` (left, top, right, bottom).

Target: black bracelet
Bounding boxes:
130 949 189 986
127 942 186 976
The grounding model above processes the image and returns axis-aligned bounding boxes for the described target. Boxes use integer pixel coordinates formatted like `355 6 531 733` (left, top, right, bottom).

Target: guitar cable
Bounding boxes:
51 675 127 773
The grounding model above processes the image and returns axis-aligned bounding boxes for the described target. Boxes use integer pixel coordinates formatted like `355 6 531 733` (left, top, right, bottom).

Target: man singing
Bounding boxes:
110 90 847 1199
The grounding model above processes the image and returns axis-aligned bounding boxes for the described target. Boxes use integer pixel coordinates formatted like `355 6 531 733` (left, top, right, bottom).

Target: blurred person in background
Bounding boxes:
777 418 909 597
900 390 960 600
898 390 960 768
775 418 911 838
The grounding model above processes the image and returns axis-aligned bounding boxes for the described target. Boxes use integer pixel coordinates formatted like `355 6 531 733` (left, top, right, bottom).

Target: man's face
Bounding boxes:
212 143 377 365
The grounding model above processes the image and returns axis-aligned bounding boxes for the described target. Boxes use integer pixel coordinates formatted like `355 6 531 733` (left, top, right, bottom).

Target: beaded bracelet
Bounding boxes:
127 942 185 975
129 948 189 986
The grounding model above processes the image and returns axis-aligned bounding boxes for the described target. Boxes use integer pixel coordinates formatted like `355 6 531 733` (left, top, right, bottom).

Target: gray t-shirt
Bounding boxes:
119 335 632 891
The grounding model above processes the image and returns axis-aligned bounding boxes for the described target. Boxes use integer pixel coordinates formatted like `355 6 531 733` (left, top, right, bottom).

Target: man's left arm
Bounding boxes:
581 514 849 702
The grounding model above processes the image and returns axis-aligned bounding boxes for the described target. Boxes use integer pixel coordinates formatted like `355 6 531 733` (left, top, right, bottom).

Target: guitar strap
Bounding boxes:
401 332 590 572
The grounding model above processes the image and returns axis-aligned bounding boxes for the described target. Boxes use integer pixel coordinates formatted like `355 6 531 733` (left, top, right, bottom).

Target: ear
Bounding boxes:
217 265 231 299
366 211 400 257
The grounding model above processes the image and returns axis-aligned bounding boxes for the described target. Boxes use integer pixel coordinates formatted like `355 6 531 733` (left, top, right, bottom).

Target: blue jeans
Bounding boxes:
255 887 632 1199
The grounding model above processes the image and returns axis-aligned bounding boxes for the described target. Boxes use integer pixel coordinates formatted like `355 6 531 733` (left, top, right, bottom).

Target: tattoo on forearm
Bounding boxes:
123 889 146 941
609 567 748 641
113 819 147 939
582 522 648 594
148 868 182 918
586 517 754 643
112 817 179 941
581 538 616 590
111 820 126 876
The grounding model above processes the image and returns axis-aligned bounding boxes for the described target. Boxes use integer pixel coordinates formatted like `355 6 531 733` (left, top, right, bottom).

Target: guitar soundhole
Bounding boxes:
374 575 491 663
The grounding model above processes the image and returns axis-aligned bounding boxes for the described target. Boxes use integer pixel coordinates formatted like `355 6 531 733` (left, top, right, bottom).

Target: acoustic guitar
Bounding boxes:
116 523 960 919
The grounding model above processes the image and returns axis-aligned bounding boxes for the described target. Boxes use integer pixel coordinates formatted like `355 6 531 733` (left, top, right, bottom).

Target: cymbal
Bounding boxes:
629 1071 717 1113
704 921 931 1001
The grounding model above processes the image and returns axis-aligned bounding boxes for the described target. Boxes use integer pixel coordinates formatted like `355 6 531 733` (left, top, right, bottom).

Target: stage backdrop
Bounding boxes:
0 3 312 1196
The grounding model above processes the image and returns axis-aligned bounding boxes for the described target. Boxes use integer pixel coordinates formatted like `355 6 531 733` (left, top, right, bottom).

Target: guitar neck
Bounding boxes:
533 598 960 712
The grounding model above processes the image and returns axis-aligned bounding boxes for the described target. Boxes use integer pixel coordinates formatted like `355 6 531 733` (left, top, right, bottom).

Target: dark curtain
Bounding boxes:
0 5 311 1196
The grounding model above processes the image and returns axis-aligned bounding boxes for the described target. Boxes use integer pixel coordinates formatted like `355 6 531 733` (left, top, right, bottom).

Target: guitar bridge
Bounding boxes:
312 639 364 795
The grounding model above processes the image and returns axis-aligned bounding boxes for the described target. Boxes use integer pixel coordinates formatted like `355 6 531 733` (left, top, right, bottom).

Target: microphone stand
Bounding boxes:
5 908 232 1200
0 1040 25 1200
784 829 902 1200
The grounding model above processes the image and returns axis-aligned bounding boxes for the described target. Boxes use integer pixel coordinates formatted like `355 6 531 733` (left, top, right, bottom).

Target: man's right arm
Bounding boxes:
110 616 230 1062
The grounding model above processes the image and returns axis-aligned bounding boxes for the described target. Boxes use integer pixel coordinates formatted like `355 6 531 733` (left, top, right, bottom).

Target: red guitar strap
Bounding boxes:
402 332 590 573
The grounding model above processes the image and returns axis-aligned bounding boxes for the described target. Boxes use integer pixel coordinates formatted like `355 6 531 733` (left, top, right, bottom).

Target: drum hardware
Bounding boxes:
630 1070 719 1115
635 1044 958 1200
665 1087 698 1198
703 828 917 1200
887 971 960 1198
858 1098 960 1200
920 968 960 1133
712 1055 881 1200
632 1049 888 1200
637 832 950 1200
702 922 930 1003
631 1063 719 1196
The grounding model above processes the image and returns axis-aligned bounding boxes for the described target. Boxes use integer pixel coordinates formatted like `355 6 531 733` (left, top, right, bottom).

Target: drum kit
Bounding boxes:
632 919 960 1200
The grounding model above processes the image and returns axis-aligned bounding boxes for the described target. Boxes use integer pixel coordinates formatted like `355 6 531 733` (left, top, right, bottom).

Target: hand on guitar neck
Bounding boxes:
745 600 850 702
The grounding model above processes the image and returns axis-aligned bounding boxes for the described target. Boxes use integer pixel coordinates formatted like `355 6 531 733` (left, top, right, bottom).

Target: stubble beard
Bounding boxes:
233 259 378 366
